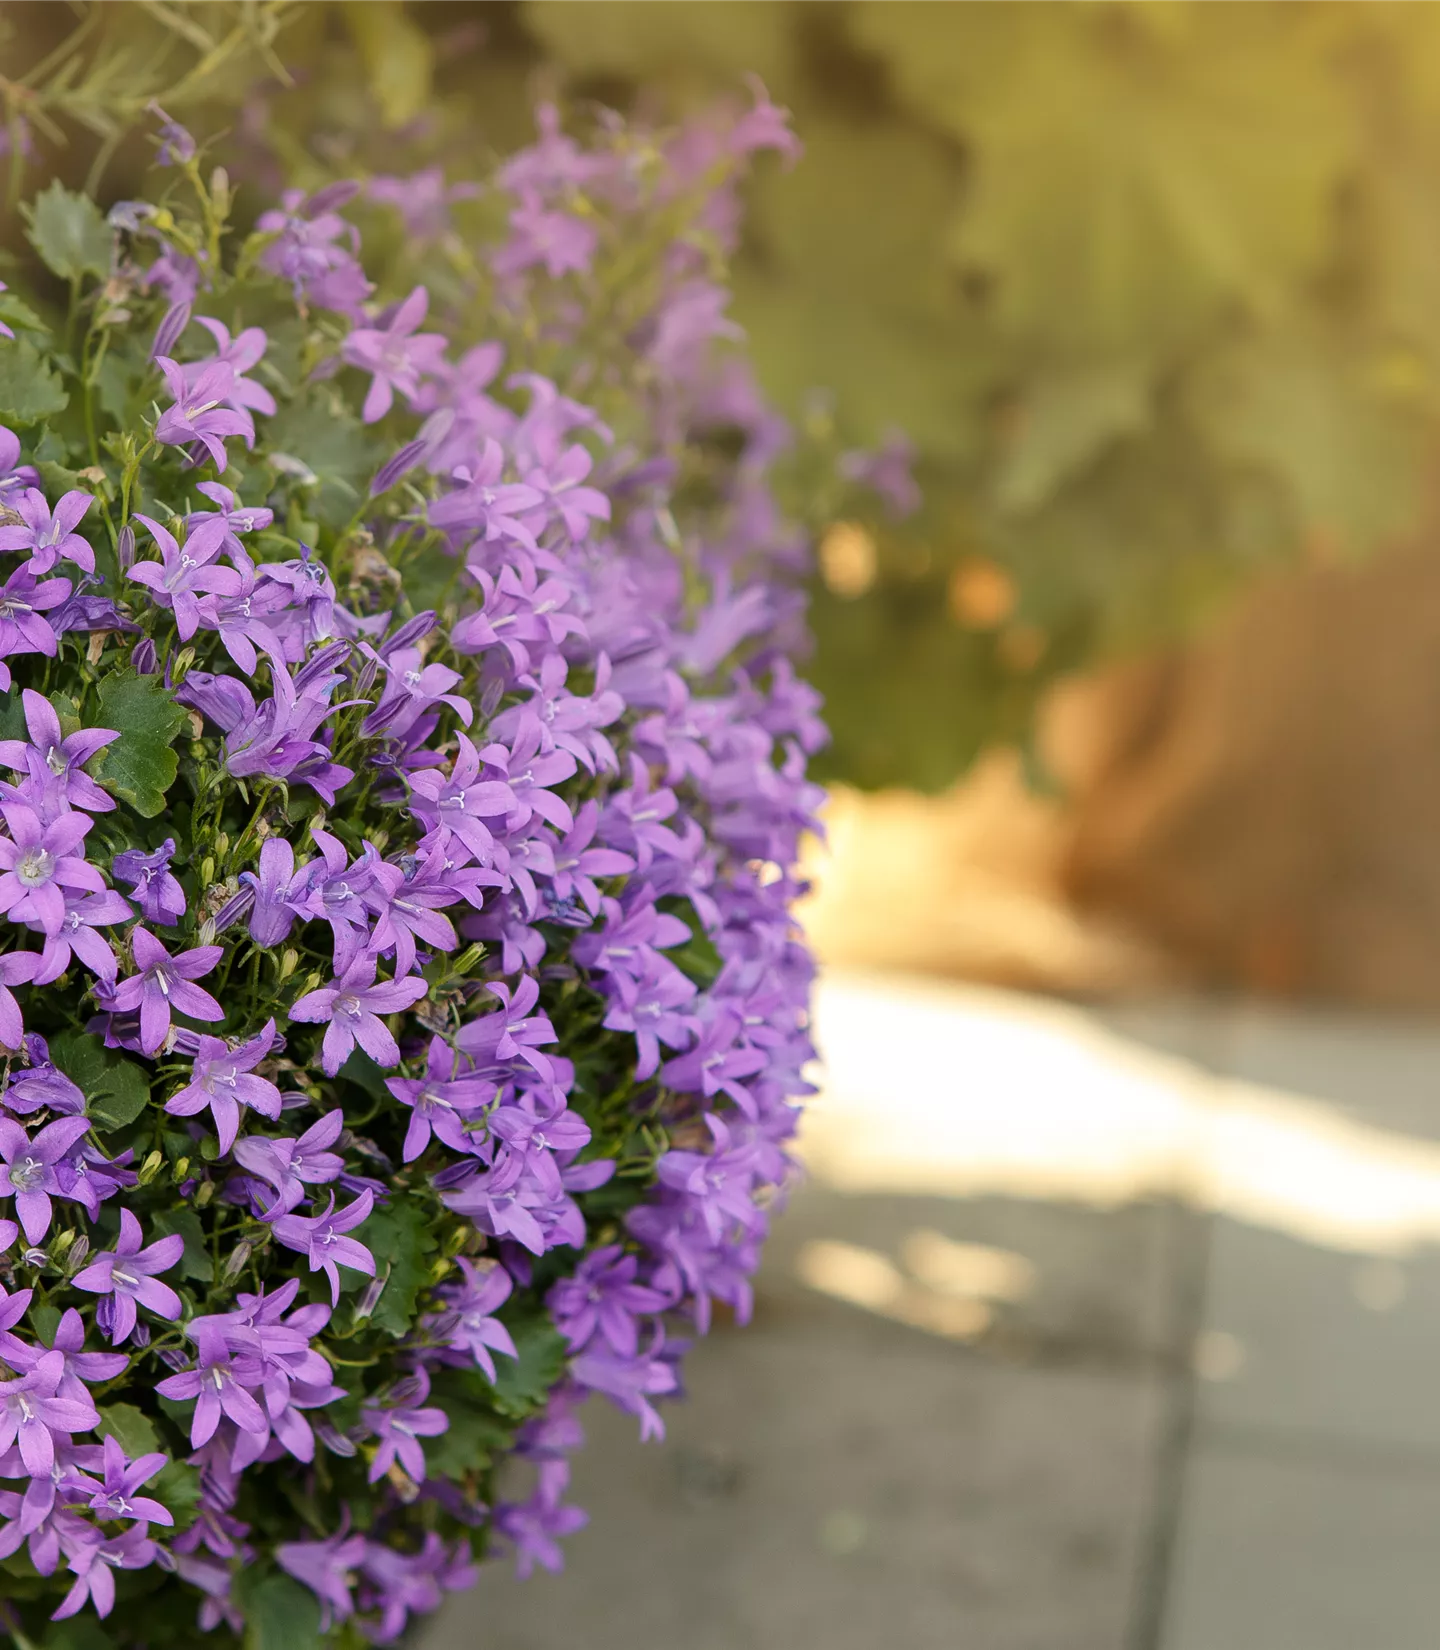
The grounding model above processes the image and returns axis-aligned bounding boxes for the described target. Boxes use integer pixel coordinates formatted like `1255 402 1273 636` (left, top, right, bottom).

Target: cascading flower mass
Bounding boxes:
0 87 906 1648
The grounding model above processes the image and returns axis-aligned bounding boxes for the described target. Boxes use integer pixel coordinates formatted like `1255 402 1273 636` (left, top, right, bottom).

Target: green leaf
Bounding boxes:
153 1460 201 1532
97 1403 160 1457
91 670 188 817
489 1314 568 1418
992 361 1153 515
355 1196 438 1336
236 1571 325 1650
86 1059 150 1130
850 4 1356 355
342 0 435 129
657 896 723 989
29 1302 60 1346
23 181 112 283
426 1373 513 1478
49 1029 151 1131
151 1207 211 1283
0 339 68 425
1188 323 1432 556
523 0 797 84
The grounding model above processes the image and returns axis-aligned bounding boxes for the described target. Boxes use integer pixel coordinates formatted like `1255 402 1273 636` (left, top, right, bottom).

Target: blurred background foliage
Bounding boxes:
10 1 1440 792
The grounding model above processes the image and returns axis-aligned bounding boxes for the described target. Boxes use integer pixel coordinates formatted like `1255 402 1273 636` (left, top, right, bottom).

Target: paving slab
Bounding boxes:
1162 1442 1440 1650
426 1189 1166 1650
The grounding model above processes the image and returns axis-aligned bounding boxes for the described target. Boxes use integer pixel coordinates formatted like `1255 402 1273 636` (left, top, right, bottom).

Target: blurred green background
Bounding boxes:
11 0 1440 792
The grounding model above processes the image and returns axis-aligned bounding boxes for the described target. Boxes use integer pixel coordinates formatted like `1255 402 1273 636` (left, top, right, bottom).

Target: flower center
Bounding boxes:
16 848 53 887
336 993 363 1020
9 1155 44 1191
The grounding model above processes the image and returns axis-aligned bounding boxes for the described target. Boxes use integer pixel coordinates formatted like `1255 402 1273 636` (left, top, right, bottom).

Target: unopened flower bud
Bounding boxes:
277 949 298 983
65 1235 90 1274
50 1229 74 1258
22 1248 47 1269
199 857 215 886
172 646 196 684
195 1179 215 1208
116 524 136 572
173 1156 190 1181
196 918 217 948
137 1149 164 1185
223 1240 254 1282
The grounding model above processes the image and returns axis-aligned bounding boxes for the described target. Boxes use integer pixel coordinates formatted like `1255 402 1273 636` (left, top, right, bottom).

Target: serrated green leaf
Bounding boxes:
24 180 112 282
97 1403 160 1458
355 1196 438 1336
426 1370 513 1479
91 670 188 817
489 1314 567 1417
236 1571 324 1650
151 1206 211 1283
0 339 68 425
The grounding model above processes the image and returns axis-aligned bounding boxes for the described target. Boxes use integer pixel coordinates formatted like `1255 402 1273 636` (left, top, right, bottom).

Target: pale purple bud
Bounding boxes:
132 637 159 674
152 300 191 359
306 181 361 216
370 438 427 498
116 524 136 572
382 610 439 655
315 1417 357 1458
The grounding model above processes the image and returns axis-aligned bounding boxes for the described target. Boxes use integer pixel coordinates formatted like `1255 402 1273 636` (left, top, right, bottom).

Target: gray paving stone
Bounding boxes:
1195 1217 1440 1452
425 1260 1164 1650
1163 1442 1440 1650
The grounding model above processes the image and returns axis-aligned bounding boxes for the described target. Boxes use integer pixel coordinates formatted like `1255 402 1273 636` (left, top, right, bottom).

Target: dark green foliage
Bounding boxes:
91 671 189 818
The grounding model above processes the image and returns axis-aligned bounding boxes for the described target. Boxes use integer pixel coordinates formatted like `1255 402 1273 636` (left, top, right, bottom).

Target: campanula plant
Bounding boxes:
0 88 908 1648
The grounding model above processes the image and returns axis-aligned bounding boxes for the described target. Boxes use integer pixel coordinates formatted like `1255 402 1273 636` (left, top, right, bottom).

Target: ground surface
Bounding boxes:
427 979 1440 1650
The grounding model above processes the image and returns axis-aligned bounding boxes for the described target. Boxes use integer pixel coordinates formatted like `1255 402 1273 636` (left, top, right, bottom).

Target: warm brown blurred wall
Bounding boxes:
1047 541 1440 1012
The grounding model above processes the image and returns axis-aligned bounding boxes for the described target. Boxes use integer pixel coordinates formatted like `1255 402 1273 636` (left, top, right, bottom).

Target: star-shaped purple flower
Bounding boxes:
288 954 428 1076
72 1208 185 1344
110 927 224 1054
0 1114 89 1242
164 1019 282 1153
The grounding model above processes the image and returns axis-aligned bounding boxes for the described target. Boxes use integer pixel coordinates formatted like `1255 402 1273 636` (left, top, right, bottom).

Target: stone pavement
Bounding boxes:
427 977 1440 1650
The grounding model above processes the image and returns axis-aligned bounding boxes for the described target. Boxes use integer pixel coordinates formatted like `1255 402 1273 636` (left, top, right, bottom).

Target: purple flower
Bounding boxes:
128 512 240 639
493 191 598 279
51 1525 158 1622
360 1533 479 1642
153 356 255 471
149 101 196 166
384 1036 494 1162
494 1481 587 1579
0 1349 99 1474
110 927 224 1055
407 732 515 862
288 954 428 1076
277 1524 368 1632
240 835 303 946
72 1209 185 1344
571 1330 678 1441
187 317 277 416
341 286 448 422
0 803 105 937
0 689 120 815
111 837 185 926
64 1433 173 1526
0 1115 90 1242
155 1340 266 1448
271 1190 375 1304
0 488 96 575
839 430 921 518
0 426 38 501
429 1256 516 1380
0 567 71 689
32 889 131 985
12 1308 127 1402
257 187 373 315
233 1108 344 1219
360 1367 448 1484
164 1020 282 1152
547 1245 669 1357
0 950 40 1049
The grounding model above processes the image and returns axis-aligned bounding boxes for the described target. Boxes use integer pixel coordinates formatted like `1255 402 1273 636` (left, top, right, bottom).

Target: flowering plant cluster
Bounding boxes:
0 88 907 1648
